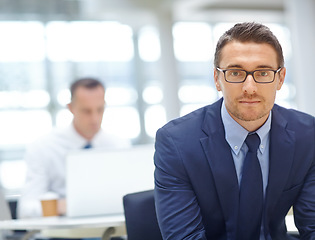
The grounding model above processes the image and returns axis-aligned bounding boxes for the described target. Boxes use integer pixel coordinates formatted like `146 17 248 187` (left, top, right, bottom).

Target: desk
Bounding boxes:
0 214 126 240
0 214 298 240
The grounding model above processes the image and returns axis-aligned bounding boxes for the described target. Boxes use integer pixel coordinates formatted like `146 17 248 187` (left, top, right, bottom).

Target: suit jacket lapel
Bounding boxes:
200 99 239 238
264 106 296 234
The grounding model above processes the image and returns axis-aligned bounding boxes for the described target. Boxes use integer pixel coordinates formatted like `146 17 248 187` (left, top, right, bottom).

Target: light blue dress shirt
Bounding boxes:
221 101 271 239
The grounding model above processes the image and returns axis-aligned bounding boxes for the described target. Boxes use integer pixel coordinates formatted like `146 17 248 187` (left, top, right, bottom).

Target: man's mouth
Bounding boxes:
239 99 260 104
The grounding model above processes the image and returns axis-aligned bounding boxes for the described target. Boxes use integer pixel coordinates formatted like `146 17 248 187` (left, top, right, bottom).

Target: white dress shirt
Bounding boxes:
18 123 131 218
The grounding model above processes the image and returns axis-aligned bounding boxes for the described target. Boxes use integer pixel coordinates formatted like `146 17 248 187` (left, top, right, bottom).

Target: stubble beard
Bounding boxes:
227 95 270 122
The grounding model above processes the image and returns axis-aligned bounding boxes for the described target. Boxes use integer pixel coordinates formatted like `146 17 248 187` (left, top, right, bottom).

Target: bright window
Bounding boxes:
0 160 26 190
144 105 167 138
102 107 141 139
56 109 73 128
0 110 52 146
0 22 45 62
105 87 138 106
173 22 213 62
46 21 134 62
178 85 218 104
138 26 161 62
143 86 163 104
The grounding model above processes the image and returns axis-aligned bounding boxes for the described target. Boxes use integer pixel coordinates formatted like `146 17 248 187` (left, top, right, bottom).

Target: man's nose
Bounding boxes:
242 74 258 94
90 111 101 123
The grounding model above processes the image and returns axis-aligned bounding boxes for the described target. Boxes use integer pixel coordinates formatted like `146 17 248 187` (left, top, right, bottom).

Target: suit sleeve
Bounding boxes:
154 127 207 240
294 162 315 239
293 117 315 239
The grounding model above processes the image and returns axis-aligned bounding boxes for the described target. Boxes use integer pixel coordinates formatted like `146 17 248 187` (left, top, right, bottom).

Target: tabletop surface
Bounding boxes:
0 214 125 230
0 214 297 234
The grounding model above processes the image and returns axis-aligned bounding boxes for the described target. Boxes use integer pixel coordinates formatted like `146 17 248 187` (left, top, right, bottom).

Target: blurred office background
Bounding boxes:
0 0 314 197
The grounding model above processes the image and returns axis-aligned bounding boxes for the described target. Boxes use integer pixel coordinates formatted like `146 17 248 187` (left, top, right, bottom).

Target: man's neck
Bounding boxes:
227 111 270 132
73 123 96 141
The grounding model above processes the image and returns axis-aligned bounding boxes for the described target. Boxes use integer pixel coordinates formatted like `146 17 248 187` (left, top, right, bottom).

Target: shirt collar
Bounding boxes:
69 122 101 148
221 101 271 155
68 122 87 147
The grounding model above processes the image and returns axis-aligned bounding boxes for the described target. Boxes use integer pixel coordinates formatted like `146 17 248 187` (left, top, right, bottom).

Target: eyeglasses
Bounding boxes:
216 67 282 83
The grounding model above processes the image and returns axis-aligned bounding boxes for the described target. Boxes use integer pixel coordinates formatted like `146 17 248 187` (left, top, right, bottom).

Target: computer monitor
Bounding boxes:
66 144 155 217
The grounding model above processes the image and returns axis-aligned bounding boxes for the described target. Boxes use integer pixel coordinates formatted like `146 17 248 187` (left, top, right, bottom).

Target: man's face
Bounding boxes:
68 86 105 140
214 41 286 131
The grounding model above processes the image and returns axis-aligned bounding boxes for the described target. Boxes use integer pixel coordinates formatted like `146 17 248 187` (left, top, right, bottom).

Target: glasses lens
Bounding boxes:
225 70 246 82
254 70 274 83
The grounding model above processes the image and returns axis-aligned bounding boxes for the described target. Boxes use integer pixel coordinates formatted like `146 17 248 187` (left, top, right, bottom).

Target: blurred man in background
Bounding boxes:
18 77 130 218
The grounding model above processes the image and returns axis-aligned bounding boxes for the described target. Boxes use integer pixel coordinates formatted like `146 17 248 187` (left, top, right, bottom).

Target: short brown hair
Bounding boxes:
70 77 105 100
214 22 284 68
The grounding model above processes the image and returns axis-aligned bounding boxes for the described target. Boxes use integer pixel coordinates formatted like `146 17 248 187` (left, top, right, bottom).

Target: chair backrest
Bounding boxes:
0 189 12 220
123 190 163 240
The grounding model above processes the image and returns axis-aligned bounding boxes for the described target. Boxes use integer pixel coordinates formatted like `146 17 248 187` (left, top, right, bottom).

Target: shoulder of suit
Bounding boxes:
163 105 209 130
273 104 315 127
163 99 222 128
160 101 222 137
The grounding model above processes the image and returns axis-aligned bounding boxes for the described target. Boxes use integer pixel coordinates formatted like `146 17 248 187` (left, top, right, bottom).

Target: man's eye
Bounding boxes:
259 71 268 77
231 71 240 76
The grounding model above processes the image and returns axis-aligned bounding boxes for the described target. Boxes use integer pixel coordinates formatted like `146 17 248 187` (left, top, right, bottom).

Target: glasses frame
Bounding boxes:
216 67 282 83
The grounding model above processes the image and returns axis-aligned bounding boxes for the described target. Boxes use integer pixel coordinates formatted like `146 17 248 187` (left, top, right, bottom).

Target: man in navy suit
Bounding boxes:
154 22 315 239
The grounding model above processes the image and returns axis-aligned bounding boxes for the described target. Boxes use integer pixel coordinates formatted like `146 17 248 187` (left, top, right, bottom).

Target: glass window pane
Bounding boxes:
106 87 138 106
45 21 69 61
144 105 167 138
180 104 209 117
46 21 134 62
0 62 46 93
276 82 297 109
143 86 163 104
0 90 50 109
178 85 218 104
0 160 26 190
57 89 71 107
0 21 45 62
56 109 73 128
102 107 140 139
138 26 161 62
0 110 52 146
173 22 213 62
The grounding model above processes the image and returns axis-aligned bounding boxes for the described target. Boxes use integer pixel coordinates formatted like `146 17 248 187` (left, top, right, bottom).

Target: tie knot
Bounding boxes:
245 133 260 152
83 142 92 149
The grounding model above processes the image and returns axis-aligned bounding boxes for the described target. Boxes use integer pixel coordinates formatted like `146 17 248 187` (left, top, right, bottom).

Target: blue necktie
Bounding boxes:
83 142 92 149
237 133 263 240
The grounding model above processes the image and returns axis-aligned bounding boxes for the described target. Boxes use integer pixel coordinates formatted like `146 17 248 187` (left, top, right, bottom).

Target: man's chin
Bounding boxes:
237 111 268 122
90 129 100 136
85 128 100 138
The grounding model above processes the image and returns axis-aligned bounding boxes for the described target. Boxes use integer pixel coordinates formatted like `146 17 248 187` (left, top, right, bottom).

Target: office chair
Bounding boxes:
123 190 163 240
0 191 26 240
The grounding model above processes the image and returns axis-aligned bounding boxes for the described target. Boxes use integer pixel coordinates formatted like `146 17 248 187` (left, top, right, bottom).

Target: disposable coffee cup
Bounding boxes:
40 192 58 217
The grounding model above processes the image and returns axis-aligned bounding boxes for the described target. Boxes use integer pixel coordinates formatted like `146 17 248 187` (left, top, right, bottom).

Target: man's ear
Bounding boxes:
214 69 222 91
67 103 73 114
277 67 286 90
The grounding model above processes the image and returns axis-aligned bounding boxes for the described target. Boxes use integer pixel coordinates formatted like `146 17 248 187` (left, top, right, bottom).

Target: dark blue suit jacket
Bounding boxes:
154 98 315 240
